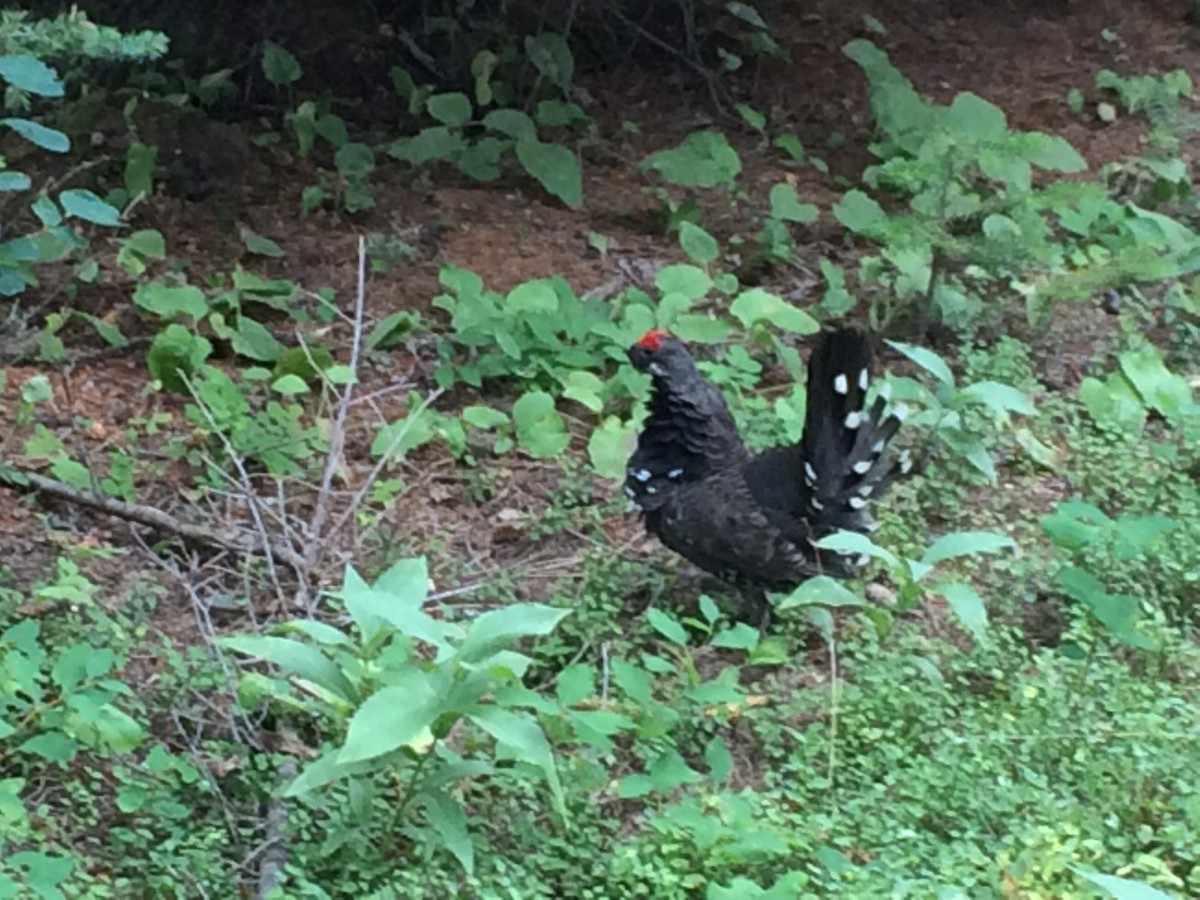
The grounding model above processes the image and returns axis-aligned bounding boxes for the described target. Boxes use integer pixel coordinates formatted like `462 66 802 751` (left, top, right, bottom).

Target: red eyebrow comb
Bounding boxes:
635 328 670 351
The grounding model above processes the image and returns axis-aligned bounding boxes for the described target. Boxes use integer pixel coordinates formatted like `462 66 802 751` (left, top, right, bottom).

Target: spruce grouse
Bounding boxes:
624 327 906 626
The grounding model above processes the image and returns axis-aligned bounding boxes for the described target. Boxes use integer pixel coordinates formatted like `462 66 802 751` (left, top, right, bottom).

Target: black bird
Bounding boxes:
624 327 906 627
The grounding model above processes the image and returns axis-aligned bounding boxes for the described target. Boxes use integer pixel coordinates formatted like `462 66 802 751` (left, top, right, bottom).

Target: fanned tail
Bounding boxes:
799 328 906 535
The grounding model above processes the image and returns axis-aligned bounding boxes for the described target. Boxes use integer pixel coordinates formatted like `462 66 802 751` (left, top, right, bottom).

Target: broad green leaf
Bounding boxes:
220 635 357 703
339 675 438 763
678 221 719 264
1112 515 1175 561
886 340 955 387
506 279 558 313
284 747 358 797
19 732 76 764
816 531 900 568
1072 869 1175 900
671 314 733 342
587 416 636 480
457 603 570 664
422 789 475 874
262 42 302 85
710 623 760 650
134 282 208 321
462 405 509 429
233 317 285 362
59 189 120 225
0 171 30 191
2 117 69 152
703 736 734 781
777 576 864 611
934 581 989 641
1118 346 1193 423
730 288 819 334
768 183 818 223
0 55 63 96
646 608 689 645
555 664 595 706
335 142 375 177
243 233 285 257
514 140 582 207
469 707 563 818
271 374 308 394
389 127 465 164
959 381 1035 415
832 189 886 235
642 130 742 188
945 91 1007 141
655 264 712 299
482 108 536 141
920 531 1015 567
124 142 157 197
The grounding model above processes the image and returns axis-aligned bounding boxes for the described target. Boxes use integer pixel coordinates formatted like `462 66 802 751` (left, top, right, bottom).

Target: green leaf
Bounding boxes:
0 55 63 96
19 732 76 764
655 264 713 299
1118 346 1193 424
457 603 570 664
134 282 209 322
339 675 438 763
422 789 475 874
832 189 886 235
1072 869 1175 900
671 314 733 342
959 380 1035 416
59 189 120 226
505 280 558 313
220 635 358 703
2 117 69 152
642 130 742 189
934 581 989 641
815 530 900 568
730 288 819 334
1112 515 1175 561
885 340 955 387
233 318 286 362
704 736 734 781
335 142 375 177
512 390 569 458
710 623 761 650
514 140 582 208
124 142 157 197
389 127 465 164
1027 134 1086 172
271 374 309 394
646 608 689 645
768 183 818 223
555 664 595 706
473 707 565 821
561 369 605 412
462 405 509 429
243 233 285 257
262 42 302 86
678 221 719 264
587 416 636 479
147 326 212 393
482 108 536 141
920 531 1015 567
777 576 864 611
945 91 1007 140
0 171 30 191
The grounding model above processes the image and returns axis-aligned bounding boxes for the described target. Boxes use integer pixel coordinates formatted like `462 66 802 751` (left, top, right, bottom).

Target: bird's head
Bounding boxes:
628 329 695 380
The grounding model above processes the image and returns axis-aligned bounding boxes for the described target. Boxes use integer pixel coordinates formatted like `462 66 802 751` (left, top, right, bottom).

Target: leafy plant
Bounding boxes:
222 556 572 874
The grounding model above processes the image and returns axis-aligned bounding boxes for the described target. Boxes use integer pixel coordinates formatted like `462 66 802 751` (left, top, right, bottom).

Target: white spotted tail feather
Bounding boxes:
797 328 903 538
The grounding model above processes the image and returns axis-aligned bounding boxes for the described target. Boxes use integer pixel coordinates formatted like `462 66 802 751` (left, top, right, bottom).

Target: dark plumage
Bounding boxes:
625 327 906 627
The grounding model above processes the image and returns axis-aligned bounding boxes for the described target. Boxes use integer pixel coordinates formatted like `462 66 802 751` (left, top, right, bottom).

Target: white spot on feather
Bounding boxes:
899 450 913 474
892 403 909 422
848 496 867 510
630 468 652 482
810 498 825 511
648 362 666 377
871 438 887 454
804 462 818 483
646 485 658 495
624 485 636 498
858 368 869 391
667 467 683 479
833 373 848 395
627 500 642 512
855 553 870 566
844 411 864 429
858 483 874 497
852 459 872 475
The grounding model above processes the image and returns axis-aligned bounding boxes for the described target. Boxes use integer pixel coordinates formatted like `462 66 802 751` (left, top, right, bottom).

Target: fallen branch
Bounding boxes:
1 468 309 574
